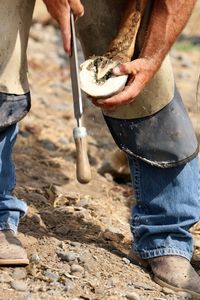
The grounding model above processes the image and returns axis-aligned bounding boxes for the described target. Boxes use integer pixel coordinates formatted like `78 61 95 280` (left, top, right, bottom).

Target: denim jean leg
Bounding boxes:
128 155 200 260
0 123 27 232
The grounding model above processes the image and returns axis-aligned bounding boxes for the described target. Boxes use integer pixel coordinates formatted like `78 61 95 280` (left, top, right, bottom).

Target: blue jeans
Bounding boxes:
0 123 27 232
128 155 200 260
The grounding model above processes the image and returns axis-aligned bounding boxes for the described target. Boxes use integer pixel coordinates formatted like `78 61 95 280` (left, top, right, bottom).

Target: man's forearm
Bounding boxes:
140 0 196 68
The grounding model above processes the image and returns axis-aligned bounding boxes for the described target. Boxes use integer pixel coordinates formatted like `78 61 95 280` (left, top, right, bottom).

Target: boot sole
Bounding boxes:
154 276 200 299
0 258 29 266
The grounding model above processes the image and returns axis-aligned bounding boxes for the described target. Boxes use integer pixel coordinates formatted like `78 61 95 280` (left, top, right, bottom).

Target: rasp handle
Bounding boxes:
73 127 91 184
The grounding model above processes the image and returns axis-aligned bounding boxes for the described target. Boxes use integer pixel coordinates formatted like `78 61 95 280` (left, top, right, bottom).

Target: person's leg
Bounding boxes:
0 123 29 265
0 123 27 231
128 155 200 296
128 155 199 259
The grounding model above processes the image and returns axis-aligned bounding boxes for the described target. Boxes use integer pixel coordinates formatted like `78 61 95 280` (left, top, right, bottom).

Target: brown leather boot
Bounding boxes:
0 230 29 265
128 251 200 299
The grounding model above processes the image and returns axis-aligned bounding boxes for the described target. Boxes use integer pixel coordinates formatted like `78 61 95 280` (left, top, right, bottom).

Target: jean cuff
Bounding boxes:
133 246 192 261
0 222 18 233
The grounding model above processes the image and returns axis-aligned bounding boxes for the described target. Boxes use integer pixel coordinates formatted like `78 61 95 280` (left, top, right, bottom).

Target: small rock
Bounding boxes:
104 173 114 182
59 137 69 145
0 273 12 283
31 213 42 224
30 253 41 264
44 270 59 282
70 241 81 247
103 227 125 242
58 251 79 262
49 281 62 288
122 257 131 265
58 241 66 249
12 269 27 280
74 209 91 220
78 198 90 208
55 225 70 235
31 214 46 232
70 264 84 273
41 139 57 151
63 281 75 292
11 280 28 292
78 253 90 264
126 291 141 300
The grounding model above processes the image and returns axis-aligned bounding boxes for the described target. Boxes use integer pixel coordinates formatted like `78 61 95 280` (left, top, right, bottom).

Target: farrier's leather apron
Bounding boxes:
76 0 199 167
0 0 35 129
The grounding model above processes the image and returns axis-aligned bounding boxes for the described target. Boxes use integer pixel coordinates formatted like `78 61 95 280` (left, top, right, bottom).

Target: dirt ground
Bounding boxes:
0 1 200 300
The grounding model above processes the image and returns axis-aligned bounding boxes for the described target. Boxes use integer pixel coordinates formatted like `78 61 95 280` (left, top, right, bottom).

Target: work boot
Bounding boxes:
0 230 29 266
128 251 200 299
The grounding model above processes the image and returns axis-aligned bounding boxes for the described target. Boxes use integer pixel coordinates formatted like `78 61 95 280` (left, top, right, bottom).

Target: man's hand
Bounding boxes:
92 58 158 109
43 0 84 54
92 0 196 109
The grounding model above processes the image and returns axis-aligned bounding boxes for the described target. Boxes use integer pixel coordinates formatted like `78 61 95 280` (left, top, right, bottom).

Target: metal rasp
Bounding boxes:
69 12 91 184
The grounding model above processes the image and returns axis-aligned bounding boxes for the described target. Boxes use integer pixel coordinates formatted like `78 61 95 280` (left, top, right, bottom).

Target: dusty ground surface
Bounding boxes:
0 1 200 300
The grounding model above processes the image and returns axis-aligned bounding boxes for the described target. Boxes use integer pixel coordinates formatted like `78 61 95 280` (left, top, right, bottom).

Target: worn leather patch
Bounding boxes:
104 87 199 168
0 92 31 130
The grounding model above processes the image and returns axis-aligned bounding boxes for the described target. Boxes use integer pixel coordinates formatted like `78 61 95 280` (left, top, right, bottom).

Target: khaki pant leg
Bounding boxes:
0 0 36 94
